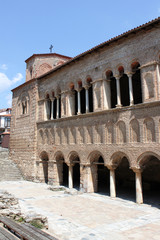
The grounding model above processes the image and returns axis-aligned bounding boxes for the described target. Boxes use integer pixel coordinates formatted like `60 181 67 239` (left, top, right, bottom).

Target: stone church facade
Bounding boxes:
10 17 160 204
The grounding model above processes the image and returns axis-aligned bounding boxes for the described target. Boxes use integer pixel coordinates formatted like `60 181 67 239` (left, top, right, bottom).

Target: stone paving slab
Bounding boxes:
0 181 159 240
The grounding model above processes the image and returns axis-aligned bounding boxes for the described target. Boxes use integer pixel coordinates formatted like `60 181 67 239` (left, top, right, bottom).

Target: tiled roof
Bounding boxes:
0 114 11 117
25 53 72 63
37 17 160 80
12 17 160 91
2 132 10 135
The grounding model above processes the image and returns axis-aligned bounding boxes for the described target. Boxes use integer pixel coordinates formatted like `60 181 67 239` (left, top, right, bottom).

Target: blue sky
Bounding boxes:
0 0 160 109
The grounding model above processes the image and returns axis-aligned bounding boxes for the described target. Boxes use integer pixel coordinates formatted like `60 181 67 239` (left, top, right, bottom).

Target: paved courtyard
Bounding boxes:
0 181 159 240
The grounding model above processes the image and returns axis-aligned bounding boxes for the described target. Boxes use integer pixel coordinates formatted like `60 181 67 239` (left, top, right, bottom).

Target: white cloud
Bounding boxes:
0 72 23 92
5 93 12 107
12 73 23 84
0 64 8 70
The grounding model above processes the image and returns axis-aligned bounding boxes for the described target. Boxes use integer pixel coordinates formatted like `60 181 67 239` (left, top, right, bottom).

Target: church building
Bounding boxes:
10 17 160 204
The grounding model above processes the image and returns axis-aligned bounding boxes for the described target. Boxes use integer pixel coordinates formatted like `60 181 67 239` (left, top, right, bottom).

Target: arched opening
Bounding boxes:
63 162 68 187
87 78 93 112
73 159 80 189
115 157 135 201
53 98 57 119
40 151 49 184
97 156 109 194
74 90 78 115
119 67 130 106
131 62 142 104
80 87 86 114
106 70 117 108
141 155 160 205
90 152 109 195
70 153 80 190
59 95 61 118
56 153 68 187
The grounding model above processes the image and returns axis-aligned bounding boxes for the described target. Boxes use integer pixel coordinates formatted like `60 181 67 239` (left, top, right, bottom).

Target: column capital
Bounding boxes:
67 163 74 167
55 95 60 99
75 87 83 92
106 164 117 170
92 78 103 84
130 166 143 173
68 90 75 96
115 75 120 80
84 85 90 90
83 163 91 167
126 72 133 77
50 97 55 101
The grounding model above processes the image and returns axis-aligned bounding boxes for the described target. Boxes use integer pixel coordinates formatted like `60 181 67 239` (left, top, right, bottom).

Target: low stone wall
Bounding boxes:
0 190 48 229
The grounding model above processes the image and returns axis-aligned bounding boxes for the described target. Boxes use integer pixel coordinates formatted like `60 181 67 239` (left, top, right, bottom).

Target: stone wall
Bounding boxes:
10 19 160 200
9 80 38 180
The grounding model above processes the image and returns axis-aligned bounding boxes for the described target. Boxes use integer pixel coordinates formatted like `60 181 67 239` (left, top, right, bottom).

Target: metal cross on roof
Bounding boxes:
49 44 53 53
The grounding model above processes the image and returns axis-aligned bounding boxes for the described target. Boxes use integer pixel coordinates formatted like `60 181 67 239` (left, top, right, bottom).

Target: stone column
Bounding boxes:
69 164 73 189
85 86 89 113
77 90 81 115
103 80 111 109
51 98 54 120
48 161 54 185
133 168 143 204
56 96 59 119
128 73 134 106
44 100 48 120
36 161 40 182
68 91 75 116
110 168 116 198
86 164 95 193
116 76 122 107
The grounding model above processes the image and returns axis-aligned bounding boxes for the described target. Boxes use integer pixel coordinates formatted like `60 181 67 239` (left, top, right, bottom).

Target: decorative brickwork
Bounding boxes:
10 18 160 204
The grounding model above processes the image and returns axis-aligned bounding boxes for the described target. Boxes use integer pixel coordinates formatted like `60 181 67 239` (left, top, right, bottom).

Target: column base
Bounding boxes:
116 104 122 108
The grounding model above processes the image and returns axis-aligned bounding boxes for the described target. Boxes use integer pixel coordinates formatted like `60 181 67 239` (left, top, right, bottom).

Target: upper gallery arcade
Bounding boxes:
10 17 160 205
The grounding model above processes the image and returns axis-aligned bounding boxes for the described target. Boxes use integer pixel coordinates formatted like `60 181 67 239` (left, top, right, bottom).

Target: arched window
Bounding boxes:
18 95 29 116
80 87 86 114
74 90 78 115
30 67 33 79
106 70 117 108
59 95 61 118
53 98 57 119
131 62 142 104
86 77 93 112
22 100 27 114
118 66 130 106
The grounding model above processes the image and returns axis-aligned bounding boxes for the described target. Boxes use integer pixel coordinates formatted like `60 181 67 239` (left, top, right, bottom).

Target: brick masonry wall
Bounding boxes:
10 23 160 184
9 81 38 180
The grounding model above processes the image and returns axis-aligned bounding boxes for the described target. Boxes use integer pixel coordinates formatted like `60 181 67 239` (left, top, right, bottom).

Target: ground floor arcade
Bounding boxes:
36 150 160 205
